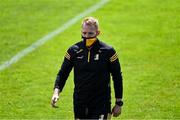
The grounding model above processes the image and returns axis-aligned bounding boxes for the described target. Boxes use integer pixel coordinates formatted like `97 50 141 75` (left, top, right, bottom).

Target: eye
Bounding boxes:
82 32 95 35
83 32 87 34
88 32 94 35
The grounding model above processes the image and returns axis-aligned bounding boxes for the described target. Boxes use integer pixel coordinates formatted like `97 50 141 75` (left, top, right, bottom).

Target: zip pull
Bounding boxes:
88 50 90 63
87 47 92 63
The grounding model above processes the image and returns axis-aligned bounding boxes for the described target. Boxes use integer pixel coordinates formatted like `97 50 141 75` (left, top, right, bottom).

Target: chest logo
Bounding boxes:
77 56 84 59
94 54 99 60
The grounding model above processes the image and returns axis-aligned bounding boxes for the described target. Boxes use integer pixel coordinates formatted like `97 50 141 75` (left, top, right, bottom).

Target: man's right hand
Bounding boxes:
51 88 60 107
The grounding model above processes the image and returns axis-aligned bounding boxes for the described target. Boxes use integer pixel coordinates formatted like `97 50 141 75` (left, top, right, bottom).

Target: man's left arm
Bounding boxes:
109 48 123 117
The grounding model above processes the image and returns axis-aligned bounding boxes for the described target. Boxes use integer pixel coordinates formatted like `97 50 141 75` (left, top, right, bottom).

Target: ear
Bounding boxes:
96 30 100 36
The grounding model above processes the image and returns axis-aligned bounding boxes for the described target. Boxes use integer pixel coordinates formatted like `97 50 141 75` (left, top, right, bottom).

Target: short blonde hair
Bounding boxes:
82 17 99 30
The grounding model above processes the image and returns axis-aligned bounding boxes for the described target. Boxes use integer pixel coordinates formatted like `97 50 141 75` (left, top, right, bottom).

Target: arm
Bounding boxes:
51 49 74 107
54 56 73 92
109 48 123 116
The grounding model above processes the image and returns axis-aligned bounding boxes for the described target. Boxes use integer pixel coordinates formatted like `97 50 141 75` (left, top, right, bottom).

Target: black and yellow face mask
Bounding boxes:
82 36 97 48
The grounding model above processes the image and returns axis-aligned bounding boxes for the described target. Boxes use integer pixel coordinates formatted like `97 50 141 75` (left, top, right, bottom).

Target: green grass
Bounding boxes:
0 0 99 64
0 0 179 119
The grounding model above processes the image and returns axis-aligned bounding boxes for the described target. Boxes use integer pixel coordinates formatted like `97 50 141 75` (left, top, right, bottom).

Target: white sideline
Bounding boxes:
0 0 109 72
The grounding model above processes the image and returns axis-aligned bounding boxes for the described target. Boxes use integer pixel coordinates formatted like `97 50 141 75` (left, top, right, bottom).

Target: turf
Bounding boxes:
0 0 179 119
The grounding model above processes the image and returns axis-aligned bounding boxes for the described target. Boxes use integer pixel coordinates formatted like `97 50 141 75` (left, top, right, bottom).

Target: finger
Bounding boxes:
54 97 57 102
51 101 55 107
113 113 119 117
113 112 121 117
114 106 121 114
56 96 59 101
51 100 55 107
113 113 117 117
51 98 56 107
112 110 121 117
112 110 117 117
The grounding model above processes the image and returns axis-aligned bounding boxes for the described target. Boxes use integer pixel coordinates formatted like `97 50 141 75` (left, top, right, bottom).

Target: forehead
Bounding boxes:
82 23 97 31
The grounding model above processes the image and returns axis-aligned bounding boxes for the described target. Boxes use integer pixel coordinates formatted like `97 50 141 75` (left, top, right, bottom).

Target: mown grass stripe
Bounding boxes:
0 0 109 72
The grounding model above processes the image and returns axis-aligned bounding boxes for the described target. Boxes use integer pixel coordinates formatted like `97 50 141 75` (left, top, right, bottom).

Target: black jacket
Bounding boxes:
54 39 123 107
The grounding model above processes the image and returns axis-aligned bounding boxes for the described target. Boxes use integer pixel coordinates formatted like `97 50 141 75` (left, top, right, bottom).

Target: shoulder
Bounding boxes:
98 40 118 62
68 41 83 53
98 40 116 53
65 41 83 60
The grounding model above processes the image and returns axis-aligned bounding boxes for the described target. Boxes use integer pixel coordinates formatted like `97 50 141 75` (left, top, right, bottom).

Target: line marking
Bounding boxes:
0 0 109 72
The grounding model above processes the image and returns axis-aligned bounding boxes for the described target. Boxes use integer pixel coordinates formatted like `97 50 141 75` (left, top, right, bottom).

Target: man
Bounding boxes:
51 17 123 119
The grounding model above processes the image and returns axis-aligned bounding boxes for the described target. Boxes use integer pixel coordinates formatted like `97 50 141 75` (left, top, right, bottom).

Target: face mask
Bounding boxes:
82 36 97 47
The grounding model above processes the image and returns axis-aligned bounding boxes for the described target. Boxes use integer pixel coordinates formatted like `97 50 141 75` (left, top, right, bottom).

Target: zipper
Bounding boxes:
88 50 90 63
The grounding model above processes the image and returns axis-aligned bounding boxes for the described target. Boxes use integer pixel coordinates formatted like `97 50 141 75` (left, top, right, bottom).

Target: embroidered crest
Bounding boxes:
94 54 99 60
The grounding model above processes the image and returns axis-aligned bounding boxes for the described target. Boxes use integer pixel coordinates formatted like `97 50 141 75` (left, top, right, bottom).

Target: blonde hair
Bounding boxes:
82 17 99 30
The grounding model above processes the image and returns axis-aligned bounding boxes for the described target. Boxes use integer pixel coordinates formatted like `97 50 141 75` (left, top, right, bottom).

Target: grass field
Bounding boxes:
0 0 179 119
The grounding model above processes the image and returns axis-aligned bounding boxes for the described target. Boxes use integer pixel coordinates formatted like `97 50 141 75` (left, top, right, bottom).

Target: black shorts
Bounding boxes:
74 103 111 119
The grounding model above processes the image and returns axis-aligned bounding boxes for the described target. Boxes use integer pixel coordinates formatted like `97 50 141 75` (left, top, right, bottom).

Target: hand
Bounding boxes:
112 104 122 117
51 88 59 107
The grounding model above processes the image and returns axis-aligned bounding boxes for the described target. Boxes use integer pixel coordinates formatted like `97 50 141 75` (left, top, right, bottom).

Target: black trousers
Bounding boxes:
74 103 111 120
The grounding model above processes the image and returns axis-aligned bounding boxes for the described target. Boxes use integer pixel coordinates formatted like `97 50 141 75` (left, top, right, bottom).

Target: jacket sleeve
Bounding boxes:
109 47 123 99
54 47 74 92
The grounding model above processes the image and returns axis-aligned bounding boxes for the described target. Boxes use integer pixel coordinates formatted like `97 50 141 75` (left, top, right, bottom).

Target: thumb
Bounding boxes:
54 96 59 102
51 95 59 107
